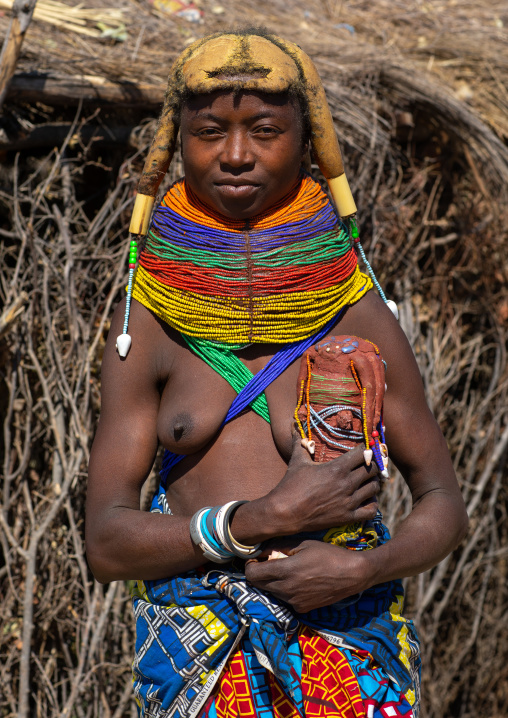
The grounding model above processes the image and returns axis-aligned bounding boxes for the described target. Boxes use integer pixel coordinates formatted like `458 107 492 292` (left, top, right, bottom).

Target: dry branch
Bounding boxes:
0 292 28 337
0 0 38 111
6 73 163 107
0 122 136 151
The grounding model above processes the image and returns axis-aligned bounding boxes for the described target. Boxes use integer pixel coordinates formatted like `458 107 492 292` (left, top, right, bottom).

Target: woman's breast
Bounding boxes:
156 353 238 454
156 343 298 458
155 348 300 515
165 409 291 515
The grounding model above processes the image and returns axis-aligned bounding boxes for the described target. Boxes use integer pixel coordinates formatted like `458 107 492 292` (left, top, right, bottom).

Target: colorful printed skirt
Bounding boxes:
131 491 421 718
200 628 415 718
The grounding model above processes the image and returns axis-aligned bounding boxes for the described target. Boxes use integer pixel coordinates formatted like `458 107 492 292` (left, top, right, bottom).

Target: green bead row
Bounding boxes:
145 228 351 270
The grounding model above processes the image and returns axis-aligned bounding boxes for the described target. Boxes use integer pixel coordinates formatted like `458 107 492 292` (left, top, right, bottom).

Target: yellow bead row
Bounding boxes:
132 265 372 344
306 354 312 440
294 380 306 440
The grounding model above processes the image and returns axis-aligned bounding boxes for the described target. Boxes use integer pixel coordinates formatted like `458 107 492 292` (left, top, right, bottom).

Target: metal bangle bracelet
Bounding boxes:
190 507 211 548
205 506 234 560
218 500 262 558
189 507 232 564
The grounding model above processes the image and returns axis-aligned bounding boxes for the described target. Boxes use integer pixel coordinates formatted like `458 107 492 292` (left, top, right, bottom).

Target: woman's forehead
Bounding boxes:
181 90 301 119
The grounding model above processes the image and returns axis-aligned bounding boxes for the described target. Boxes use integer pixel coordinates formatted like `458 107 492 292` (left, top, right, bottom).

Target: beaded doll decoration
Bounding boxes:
295 335 389 477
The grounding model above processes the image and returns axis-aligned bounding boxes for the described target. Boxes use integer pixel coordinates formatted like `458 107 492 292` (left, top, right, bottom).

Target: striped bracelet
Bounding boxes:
189 501 262 563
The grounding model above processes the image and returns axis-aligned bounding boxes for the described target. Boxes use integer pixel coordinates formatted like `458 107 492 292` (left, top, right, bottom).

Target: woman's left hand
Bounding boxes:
244 540 374 613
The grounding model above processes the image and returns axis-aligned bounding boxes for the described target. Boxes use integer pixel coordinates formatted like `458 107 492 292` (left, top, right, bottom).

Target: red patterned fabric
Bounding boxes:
211 627 368 718
298 629 367 717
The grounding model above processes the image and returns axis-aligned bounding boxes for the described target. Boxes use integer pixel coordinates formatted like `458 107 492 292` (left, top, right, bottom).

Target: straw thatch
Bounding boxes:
1 1 507 717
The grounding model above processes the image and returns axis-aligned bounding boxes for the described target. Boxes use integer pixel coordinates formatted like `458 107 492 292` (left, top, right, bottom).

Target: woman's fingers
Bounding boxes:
269 436 383 534
332 444 380 473
246 542 370 612
245 554 289 585
255 537 301 559
354 474 380 502
287 429 315 467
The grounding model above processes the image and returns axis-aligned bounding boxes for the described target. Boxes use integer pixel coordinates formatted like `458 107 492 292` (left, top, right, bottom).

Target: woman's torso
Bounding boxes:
147 293 374 517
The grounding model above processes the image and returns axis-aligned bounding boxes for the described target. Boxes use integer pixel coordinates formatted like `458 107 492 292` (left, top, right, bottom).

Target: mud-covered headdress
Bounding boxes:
128 31 357 236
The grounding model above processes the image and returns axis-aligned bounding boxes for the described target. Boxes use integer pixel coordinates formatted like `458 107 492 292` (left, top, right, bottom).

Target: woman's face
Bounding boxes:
180 90 307 220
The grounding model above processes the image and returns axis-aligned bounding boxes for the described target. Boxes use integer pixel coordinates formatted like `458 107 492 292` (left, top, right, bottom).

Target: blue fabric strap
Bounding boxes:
224 311 344 423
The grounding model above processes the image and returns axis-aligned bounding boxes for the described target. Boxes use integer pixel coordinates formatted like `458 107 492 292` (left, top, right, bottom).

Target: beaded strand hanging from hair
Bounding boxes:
348 216 399 320
116 237 138 357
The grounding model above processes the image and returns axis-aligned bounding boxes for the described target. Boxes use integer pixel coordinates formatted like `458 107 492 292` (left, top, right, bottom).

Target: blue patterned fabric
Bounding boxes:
132 492 420 718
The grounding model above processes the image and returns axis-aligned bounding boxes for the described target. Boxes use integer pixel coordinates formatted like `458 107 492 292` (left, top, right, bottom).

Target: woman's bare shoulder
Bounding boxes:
101 298 182 392
334 290 415 373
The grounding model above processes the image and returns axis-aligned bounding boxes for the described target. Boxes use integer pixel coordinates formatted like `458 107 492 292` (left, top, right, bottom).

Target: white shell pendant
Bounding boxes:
301 438 316 456
386 299 399 320
116 333 132 358
363 448 373 466
380 443 389 478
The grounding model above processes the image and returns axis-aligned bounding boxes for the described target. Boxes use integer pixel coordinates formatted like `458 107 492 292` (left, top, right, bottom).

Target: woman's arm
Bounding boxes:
357 293 469 581
245 292 468 611
86 299 206 582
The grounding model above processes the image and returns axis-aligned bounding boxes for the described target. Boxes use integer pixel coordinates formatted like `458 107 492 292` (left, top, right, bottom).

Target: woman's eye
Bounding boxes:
253 126 282 138
198 128 221 137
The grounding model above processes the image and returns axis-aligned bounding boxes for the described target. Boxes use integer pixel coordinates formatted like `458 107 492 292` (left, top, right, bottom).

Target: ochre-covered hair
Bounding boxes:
129 30 357 234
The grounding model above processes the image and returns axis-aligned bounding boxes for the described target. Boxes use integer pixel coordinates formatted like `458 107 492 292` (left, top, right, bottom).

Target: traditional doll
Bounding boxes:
296 335 389 476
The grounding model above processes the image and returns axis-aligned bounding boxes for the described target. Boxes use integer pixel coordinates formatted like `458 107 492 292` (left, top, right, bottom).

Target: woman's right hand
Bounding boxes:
262 432 380 536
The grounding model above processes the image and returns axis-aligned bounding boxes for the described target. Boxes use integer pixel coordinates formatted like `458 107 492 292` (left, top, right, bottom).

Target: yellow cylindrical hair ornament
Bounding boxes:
327 175 358 219
129 194 155 236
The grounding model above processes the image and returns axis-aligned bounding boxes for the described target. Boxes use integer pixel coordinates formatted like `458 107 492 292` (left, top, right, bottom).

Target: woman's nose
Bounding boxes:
220 130 254 170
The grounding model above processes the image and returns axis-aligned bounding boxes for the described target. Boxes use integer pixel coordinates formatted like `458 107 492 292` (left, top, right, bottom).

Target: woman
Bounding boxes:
86 30 468 718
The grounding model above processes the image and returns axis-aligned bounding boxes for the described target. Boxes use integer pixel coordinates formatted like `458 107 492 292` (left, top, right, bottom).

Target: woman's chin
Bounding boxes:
209 186 267 220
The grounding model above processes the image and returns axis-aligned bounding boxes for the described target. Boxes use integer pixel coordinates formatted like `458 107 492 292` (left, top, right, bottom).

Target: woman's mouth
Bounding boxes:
215 183 260 199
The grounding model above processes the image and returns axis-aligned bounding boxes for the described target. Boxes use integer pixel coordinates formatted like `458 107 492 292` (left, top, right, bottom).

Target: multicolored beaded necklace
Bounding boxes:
131 173 372 346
